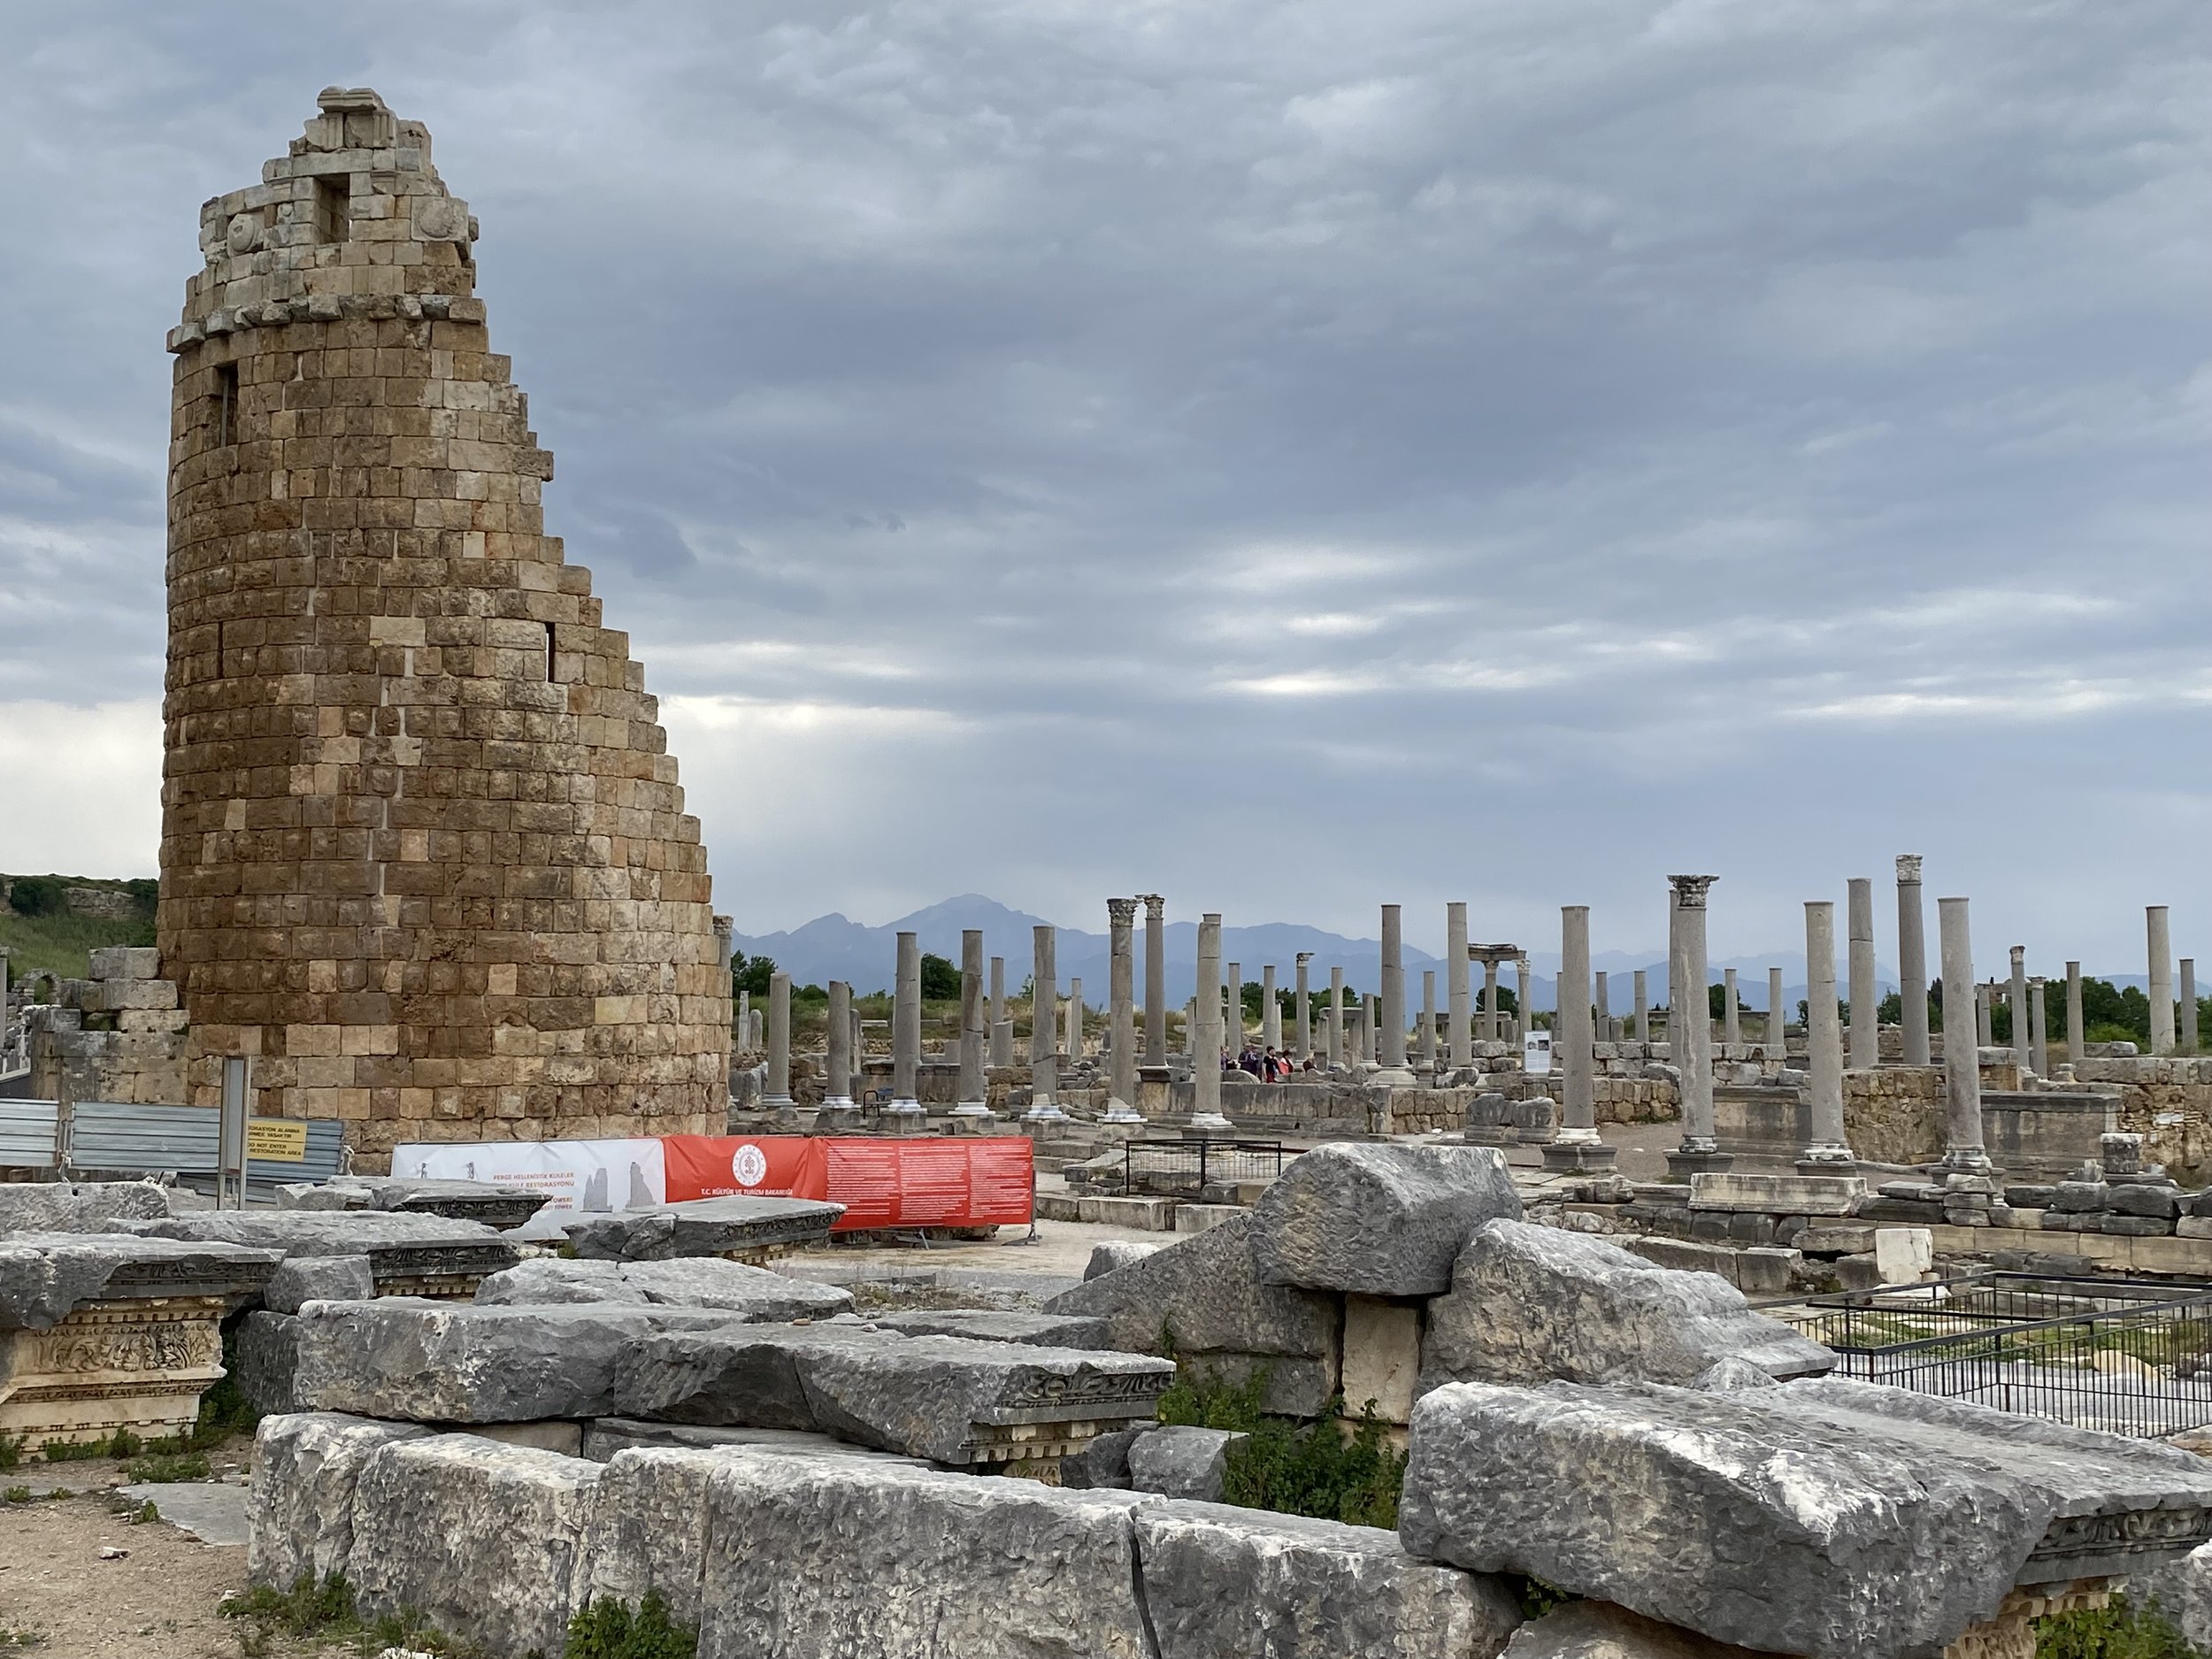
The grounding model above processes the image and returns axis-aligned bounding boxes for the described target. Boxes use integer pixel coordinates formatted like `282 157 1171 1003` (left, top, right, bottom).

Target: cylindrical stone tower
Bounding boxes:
158 88 729 1155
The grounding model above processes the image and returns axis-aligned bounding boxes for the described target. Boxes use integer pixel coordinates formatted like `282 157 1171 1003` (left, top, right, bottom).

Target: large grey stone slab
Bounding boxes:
1135 1500 1524 1659
117 1479 250 1547
474 1256 852 1319
868 1308 1110 1348
264 1253 375 1314
695 1452 1158 1659
1127 1425 1243 1501
1420 1219 1834 1391
234 1310 302 1416
1046 1210 1342 1416
290 1298 739 1422
247 1411 430 1592
610 1323 895 1431
561 1195 843 1261
349 1432 601 1659
127 1211 518 1292
575 1445 730 1632
1399 1377 2212 1659
0 1232 279 1329
1502 1601 1769 1659
0 1179 170 1234
580 1417 924 1465
1250 1142 1523 1296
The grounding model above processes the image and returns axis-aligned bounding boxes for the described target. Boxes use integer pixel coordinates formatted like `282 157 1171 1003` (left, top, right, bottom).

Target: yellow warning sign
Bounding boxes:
245 1120 309 1162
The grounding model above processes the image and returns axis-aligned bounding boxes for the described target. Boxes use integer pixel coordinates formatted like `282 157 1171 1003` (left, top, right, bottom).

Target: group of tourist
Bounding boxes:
1225 1041 1312 1080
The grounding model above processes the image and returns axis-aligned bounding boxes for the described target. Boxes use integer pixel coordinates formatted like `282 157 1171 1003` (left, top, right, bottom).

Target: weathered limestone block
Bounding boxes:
1420 1221 1833 1391
88 946 162 981
1046 1210 1342 1417
575 1446 733 1632
1128 1425 1245 1501
695 1454 1158 1659
1251 1143 1523 1296
0 1180 170 1234
234 1310 302 1416
0 1233 277 1330
127 1212 518 1298
1086 1240 1162 1279
473 1256 852 1319
562 1196 843 1263
1136 1501 1524 1659
247 1410 430 1594
1502 1601 1768 1659
1059 1423 1156 1489
611 1323 895 1431
1687 1172 1864 1216
264 1254 376 1314
869 1308 1111 1347
1400 1377 2212 1659
580 1417 926 1466
350 1432 601 1659
1343 1294 1423 1423
304 1178 552 1229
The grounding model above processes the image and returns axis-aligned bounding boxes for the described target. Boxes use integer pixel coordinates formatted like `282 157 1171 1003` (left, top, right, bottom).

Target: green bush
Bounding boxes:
127 1451 210 1484
2036 1595 2198 1659
1155 1364 1409 1528
565 1591 698 1659
0 1436 19 1471
221 1572 477 1655
1 1486 29 1506
5 876 64 918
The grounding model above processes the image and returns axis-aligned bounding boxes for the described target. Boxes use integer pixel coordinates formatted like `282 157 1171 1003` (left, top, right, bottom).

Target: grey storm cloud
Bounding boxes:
0 0 2208 973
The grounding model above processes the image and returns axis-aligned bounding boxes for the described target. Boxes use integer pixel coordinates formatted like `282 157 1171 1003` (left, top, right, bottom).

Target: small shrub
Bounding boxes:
220 1573 477 1655
0 1437 19 1471
565 1591 698 1659
1156 1367 1408 1528
127 1451 210 1484
126 1500 157 1525
2036 1595 2198 1659
1 1487 30 1506
5 877 64 918
39 1428 141 1463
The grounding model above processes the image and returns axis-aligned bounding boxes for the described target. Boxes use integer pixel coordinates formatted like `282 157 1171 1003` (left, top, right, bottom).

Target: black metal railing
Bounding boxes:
1780 1272 2212 1439
1122 1138 1286 1195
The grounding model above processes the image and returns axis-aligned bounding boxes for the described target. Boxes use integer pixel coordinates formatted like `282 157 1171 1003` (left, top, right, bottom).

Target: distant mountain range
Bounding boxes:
729 895 1939 1011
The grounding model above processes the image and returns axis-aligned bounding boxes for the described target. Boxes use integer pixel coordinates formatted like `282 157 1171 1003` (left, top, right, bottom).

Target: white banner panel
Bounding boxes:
389 1138 668 1240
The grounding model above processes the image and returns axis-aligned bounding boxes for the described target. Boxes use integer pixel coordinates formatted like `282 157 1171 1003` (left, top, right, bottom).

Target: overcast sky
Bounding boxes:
1 1 2208 972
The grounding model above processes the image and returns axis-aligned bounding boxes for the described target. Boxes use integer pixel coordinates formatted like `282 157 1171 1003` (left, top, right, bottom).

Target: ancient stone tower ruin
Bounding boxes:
157 88 729 1157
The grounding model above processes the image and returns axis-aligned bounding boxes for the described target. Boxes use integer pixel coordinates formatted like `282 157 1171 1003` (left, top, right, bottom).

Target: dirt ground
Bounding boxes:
0 1491 266 1658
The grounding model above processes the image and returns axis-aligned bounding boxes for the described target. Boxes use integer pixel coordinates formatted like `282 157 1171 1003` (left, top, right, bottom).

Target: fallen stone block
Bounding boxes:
869 1308 1111 1348
1401 1376 2212 1659
1250 1142 1523 1296
1085 1240 1162 1279
0 1179 170 1234
333 1177 551 1229
247 1410 429 1594
575 1445 728 1632
1420 1220 1833 1391
1689 1172 1863 1216
0 1231 278 1330
1792 1224 1876 1257
695 1453 1157 1659
562 1195 844 1263
580 1417 925 1465
1047 1210 1342 1416
473 1256 852 1319
1135 1499 1524 1659
350 1432 601 1659
127 1211 518 1297
1502 1599 1768 1659
264 1253 376 1314
234 1310 303 1416
1128 1425 1245 1501
1059 1423 1156 1489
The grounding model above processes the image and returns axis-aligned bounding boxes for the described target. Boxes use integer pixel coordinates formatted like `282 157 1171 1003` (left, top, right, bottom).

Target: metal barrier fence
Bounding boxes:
0 1098 59 1168
0 1100 344 1190
1781 1272 2212 1439
1122 1138 1287 1196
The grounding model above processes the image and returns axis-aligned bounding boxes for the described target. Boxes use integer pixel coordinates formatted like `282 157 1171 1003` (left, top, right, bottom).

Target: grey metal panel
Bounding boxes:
0 1098 59 1168
66 1102 345 1186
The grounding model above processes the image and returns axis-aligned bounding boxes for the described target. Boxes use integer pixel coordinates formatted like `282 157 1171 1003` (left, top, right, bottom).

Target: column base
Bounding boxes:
1796 1144 1856 1176
950 1102 995 1118
1021 1103 1069 1124
1101 1101 1145 1124
1541 1140 1618 1172
1664 1144 1735 1179
1937 1146 1996 1177
762 1094 795 1110
1187 1112 1234 1133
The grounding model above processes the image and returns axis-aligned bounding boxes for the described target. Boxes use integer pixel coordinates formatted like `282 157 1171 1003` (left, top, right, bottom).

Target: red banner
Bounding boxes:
661 1135 1033 1231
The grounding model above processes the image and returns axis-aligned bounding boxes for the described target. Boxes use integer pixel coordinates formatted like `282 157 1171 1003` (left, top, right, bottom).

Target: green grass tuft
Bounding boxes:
2037 1595 2200 1659
1156 1365 1409 1529
565 1591 698 1659
126 1451 210 1484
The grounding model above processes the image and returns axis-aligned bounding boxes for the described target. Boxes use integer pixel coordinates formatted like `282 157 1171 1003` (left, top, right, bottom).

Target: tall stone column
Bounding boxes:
1976 984 1993 1048
1191 915 1231 1129
1105 899 1141 1121
1721 968 1739 1046
1141 895 1167 1068
1365 995 1381 1064
2185 959 2200 1054
1546 905 1615 1171
1767 965 1786 1062
2008 946 2032 1077
1801 902 1852 1166
712 915 733 981
1447 902 1471 1069
1847 877 1878 1071
2029 977 2050 1078
1327 966 1345 1068
1514 958 1532 1048
1483 958 1502 1043
1025 925 1064 1122
1595 972 1612 1043
955 929 988 1116
1225 962 1243 1055
989 956 1013 1069
1633 969 1648 1044
1260 964 1280 1051
1666 885 1686 1063
1896 856 1931 1065
824 980 855 1107
1938 897 1990 1171
1376 905 1414 1083
2066 961 2085 1070
2150 906 2177 1055
889 933 923 1117
1419 970 1438 1072
764 971 794 1108
1067 979 1083 1059
1665 875 1725 1177
1294 953 1312 1062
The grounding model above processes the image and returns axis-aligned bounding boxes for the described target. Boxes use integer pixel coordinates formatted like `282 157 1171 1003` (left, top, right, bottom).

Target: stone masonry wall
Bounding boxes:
157 89 728 1161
